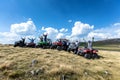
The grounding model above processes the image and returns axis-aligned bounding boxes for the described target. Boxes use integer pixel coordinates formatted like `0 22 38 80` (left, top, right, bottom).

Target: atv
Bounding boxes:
14 38 26 47
36 39 52 49
67 41 79 54
50 39 68 51
77 37 100 59
50 39 62 50
26 42 36 48
26 38 36 48
77 47 99 59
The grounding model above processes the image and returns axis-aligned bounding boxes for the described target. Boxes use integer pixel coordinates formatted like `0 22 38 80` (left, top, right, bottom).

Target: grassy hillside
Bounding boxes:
0 44 120 80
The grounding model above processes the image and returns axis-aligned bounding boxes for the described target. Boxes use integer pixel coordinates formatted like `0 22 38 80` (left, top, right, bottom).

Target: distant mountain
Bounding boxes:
80 38 120 47
94 38 120 46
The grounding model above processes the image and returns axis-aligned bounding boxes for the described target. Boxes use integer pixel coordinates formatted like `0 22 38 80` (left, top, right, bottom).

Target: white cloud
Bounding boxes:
1 19 120 44
56 33 64 39
87 22 120 40
41 21 120 41
0 19 37 44
113 23 120 26
41 27 68 41
70 21 120 41
41 27 59 41
68 20 72 23
71 21 94 37
59 28 68 32
41 26 58 35
87 32 111 40
10 20 36 35
0 32 20 44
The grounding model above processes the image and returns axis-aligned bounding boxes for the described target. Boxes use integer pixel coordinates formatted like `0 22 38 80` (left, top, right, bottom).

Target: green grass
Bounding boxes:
93 43 120 51
93 46 120 51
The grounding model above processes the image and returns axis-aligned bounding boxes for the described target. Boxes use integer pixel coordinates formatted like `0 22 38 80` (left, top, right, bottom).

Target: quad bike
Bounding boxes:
67 42 78 54
36 33 52 49
26 38 36 48
14 38 26 47
50 39 68 51
36 39 52 49
77 47 99 59
77 37 100 59
26 42 36 48
50 39 62 50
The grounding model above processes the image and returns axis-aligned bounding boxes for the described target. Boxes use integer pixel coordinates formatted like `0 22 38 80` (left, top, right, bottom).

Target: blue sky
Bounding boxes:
0 0 120 44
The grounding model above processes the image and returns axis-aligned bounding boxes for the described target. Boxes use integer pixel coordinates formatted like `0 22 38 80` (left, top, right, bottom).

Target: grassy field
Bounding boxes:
93 44 120 51
0 44 120 80
93 46 120 51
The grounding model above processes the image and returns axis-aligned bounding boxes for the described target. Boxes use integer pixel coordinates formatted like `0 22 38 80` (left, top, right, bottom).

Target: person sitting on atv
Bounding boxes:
14 37 26 47
57 39 62 43
28 38 35 43
62 40 66 46
39 36 43 42
75 40 80 51
88 40 92 50
20 37 25 43
62 40 68 50
75 41 79 46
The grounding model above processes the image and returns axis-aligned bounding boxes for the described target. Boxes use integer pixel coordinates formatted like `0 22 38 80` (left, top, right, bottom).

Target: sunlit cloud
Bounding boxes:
0 19 37 44
68 20 72 23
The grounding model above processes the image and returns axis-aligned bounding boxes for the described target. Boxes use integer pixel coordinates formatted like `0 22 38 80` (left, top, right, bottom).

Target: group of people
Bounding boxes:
39 33 48 42
28 33 93 50
28 33 48 43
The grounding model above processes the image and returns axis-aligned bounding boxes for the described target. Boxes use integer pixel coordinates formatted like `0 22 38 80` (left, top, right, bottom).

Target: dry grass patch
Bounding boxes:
0 61 15 71
0 45 120 80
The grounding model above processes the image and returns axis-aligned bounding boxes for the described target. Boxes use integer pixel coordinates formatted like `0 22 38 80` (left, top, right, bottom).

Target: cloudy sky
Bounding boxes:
0 0 120 44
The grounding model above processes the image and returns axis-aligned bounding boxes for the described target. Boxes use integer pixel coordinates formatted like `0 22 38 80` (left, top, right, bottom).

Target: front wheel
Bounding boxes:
50 45 55 49
14 45 17 47
84 54 91 59
92 53 100 59
42 46 46 49
57 46 62 51
78 51 84 56
73 50 77 54
67 48 71 52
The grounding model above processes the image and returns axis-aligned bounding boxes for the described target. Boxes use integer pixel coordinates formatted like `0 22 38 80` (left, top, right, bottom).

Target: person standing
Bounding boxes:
43 33 48 42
